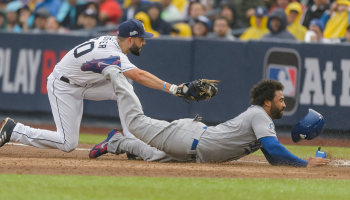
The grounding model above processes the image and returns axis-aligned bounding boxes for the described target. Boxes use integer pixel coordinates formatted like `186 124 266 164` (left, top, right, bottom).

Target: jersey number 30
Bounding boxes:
74 42 94 58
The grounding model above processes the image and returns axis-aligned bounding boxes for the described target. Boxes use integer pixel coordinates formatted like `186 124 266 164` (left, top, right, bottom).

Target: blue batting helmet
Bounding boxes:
291 109 325 143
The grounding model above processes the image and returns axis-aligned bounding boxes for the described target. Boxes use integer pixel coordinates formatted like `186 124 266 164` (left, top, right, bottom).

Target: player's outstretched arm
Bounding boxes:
123 68 219 102
259 136 330 167
123 68 175 93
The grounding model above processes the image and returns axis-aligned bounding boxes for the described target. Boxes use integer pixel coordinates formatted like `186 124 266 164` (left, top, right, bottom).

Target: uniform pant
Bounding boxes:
102 67 207 161
10 72 133 152
107 131 173 162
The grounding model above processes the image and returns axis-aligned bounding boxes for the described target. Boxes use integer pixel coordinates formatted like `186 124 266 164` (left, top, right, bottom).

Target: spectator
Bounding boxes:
341 25 350 42
220 2 245 29
189 2 205 19
122 0 148 22
45 16 67 33
13 5 31 32
56 0 86 27
322 0 350 39
134 11 160 37
235 0 266 27
99 0 122 25
82 8 98 30
32 8 50 33
302 0 330 28
286 2 307 40
147 3 172 35
192 15 210 37
172 0 189 15
187 2 206 27
240 6 270 40
5 1 22 31
304 19 331 43
261 7 296 40
264 0 277 10
160 0 186 22
171 22 192 37
0 0 9 11
0 11 6 29
268 0 291 14
208 17 235 40
34 0 62 17
85 2 99 12
75 2 99 29
212 0 235 10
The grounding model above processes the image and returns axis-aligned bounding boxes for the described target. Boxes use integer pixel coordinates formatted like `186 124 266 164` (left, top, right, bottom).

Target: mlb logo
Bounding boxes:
263 47 301 115
267 65 297 97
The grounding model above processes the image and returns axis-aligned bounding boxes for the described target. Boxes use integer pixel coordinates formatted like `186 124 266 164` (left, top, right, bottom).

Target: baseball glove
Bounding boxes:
176 79 220 102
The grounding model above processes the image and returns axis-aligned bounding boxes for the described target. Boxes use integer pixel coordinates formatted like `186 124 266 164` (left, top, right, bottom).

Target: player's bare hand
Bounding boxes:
305 157 330 168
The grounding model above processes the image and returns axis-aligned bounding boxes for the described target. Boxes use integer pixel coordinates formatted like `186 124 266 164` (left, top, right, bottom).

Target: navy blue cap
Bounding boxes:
118 19 154 38
255 6 267 17
310 19 325 32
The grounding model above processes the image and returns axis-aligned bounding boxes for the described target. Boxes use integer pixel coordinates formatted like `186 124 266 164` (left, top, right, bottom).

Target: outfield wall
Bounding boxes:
0 32 349 130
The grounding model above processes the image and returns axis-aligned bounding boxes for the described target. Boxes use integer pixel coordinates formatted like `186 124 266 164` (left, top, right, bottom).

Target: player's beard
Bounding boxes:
129 42 141 56
270 102 284 119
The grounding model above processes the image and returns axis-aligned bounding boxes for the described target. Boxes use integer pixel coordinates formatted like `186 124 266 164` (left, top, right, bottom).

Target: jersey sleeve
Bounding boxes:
251 113 277 139
119 54 137 72
259 137 308 167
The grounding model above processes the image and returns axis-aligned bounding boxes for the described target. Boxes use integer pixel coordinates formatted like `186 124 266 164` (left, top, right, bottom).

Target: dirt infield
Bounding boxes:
1 143 350 179
1 124 350 179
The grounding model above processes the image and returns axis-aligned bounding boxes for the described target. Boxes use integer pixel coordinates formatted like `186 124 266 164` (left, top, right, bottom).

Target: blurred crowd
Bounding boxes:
1 0 350 43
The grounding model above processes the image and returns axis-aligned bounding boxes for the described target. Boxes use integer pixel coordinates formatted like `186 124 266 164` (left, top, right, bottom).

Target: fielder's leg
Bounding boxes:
7 74 84 152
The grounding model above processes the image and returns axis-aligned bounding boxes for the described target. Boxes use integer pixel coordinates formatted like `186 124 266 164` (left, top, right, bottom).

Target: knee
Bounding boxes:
61 141 78 153
127 117 143 134
127 119 137 133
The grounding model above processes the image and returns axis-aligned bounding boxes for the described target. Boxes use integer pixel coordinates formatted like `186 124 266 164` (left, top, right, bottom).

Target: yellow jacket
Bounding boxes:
134 12 160 37
323 1 349 39
171 23 192 38
285 2 308 41
240 16 269 40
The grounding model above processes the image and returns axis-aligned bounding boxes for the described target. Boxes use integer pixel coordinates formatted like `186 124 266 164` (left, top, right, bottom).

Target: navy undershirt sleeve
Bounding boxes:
259 136 308 168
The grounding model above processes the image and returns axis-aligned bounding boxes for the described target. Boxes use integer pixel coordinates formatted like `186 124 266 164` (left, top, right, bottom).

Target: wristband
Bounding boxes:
163 82 167 91
169 84 178 95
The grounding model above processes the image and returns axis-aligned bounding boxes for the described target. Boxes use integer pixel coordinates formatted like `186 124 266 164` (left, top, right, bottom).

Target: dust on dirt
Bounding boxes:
1 124 350 179
1 143 350 179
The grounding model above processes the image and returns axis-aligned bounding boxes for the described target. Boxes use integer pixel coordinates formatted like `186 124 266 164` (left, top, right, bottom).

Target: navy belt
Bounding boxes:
190 126 207 150
191 139 199 150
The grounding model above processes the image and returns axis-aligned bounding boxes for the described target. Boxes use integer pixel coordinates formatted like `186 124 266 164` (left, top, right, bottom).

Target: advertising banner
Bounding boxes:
0 33 349 130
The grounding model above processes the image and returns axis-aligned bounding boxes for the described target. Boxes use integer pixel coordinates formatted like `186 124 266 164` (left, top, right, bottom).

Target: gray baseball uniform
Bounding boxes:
103 66 277 163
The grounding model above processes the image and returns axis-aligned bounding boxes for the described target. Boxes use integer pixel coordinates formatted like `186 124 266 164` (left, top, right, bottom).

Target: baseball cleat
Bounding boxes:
0 118 16 148
89 128 121 158
81 56 121 73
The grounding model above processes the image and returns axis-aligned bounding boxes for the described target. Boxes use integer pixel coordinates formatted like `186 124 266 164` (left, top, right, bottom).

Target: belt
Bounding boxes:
191 139 199 150
53 69 95 87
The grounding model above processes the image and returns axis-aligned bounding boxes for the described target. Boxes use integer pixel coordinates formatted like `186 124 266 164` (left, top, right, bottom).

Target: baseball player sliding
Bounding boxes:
84 61 330 167
0 19 216 155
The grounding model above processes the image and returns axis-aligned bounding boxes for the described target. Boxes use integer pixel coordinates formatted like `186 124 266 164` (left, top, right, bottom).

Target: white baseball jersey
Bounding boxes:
196 105 277 163
56 36 137 85
10 36 138 152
